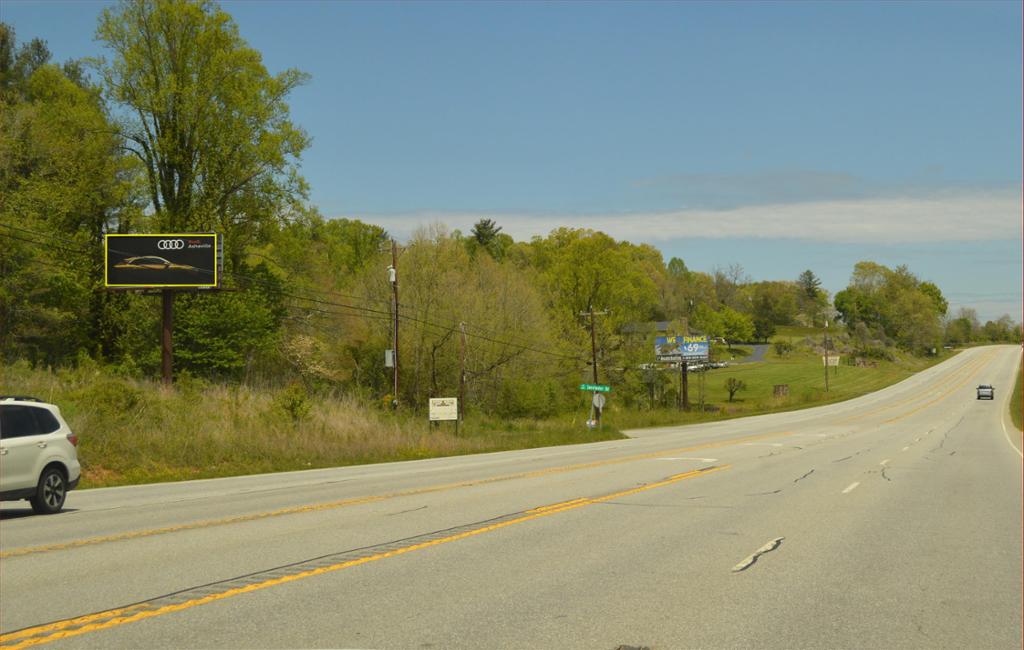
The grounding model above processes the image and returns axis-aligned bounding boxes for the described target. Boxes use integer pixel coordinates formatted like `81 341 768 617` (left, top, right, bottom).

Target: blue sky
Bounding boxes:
4 0 1021 321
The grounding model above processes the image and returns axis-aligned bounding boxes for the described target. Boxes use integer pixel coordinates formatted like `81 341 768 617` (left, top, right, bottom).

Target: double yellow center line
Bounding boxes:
2 430 789 559
0 465 729 649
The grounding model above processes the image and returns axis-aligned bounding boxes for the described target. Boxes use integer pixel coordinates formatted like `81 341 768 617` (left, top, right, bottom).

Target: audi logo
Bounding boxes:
157 239 185 250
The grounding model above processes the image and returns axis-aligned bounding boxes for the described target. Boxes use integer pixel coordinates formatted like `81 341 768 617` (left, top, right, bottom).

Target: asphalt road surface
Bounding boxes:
1 345 1020 650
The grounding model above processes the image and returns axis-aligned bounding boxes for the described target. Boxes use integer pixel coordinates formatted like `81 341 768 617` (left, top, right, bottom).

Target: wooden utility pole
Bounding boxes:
580 306 608 426
161 290 174 386
458 321 467 422
390 240 400 407
823 320 830 393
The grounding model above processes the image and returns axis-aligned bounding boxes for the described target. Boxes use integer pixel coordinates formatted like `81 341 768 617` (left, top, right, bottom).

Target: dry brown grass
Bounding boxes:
1 361 619 487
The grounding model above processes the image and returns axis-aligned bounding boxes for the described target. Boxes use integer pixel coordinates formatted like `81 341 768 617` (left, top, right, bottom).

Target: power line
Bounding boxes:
1 223 553 351
0 224 589 364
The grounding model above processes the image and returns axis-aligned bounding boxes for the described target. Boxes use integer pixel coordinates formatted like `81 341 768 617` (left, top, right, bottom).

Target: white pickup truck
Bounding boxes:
976 385 994 400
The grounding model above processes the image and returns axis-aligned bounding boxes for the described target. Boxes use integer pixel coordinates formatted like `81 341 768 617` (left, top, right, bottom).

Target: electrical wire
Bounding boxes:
0 224 590 364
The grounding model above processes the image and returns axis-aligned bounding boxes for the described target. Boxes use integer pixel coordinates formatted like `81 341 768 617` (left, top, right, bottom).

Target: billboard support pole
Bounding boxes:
679 359 689 411
161 290 174 386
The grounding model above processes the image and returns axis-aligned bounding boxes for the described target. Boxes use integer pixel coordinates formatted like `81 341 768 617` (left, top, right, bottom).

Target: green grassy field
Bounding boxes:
605 346 945 430
2 346 948 488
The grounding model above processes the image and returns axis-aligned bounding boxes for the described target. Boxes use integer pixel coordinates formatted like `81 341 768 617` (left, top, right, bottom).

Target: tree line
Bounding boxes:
1 2 1018 418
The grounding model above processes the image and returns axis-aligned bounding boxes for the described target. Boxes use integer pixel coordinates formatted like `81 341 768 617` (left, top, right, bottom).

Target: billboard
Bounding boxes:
104 234 219 288
655 335 709 361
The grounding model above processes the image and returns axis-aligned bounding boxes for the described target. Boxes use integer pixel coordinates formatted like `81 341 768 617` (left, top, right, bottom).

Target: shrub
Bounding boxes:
773 341 794 357
273 382 312 422
725 378 747 402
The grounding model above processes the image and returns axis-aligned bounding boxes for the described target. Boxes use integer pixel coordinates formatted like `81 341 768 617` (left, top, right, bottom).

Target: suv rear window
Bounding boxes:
0 405 61 438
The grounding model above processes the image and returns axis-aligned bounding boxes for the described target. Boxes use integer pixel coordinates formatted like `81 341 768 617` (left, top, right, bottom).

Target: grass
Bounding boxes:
602 346 948 431
1 345 949 489
1011 356 1022 433
1 361 622 488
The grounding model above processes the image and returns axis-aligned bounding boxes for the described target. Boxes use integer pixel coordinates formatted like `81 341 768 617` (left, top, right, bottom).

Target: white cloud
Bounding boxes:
352 188 1022 245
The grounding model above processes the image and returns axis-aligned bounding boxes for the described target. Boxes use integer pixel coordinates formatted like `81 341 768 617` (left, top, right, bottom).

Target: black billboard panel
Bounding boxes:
105 234 219 288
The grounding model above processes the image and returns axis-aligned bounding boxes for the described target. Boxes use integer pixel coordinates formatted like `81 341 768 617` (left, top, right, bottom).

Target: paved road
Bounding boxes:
1 346 1020 649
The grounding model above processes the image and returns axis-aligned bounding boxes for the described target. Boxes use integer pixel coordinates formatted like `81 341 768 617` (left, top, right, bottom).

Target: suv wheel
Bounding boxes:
30 467 67 514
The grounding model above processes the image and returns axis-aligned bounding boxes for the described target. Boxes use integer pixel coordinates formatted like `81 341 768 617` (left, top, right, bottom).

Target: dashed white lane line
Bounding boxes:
842 481 861 494
656 457 719 462
901 446 909 452
880 459 890 466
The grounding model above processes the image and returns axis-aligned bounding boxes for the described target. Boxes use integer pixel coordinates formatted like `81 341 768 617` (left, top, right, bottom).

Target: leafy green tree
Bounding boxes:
692 303 724 339
175 261 285 378
667 257 689 278
721 307 755 346
1 26 140 364
527 228 661 336
835 261 946 354
747 281 798 341
918 281 948 317
95 0 310 270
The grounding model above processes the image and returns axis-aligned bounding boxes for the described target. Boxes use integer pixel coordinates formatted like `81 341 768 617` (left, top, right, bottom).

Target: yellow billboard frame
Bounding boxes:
104 233 219 288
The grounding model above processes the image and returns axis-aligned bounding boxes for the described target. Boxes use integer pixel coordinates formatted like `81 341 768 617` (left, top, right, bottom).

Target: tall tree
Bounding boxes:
797 269 821 299
1 25 140 363
95 0 310 270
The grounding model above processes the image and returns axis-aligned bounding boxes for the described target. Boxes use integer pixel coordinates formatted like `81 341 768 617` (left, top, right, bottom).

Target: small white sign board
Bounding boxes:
429 397 458 421
822 355 840 367
592 392 606 409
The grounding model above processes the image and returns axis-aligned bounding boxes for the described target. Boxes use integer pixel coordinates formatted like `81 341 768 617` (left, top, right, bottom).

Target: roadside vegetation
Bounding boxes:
1012 357 1023 433
1 3 1020 488
5 342 945 488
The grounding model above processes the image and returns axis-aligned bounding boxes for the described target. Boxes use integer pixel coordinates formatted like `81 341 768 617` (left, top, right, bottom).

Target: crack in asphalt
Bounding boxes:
386 505 428 517
833 448 871 463
732 536 785 572
793 469 815 483
881 467 892 482
747 489 783 496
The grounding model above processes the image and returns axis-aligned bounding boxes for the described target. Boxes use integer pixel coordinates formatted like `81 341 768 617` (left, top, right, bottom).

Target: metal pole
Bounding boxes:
161 290 173 386
391 240 399 408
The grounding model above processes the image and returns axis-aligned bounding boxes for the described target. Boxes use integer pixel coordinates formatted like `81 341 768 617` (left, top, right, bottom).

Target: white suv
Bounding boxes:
0 397 81 514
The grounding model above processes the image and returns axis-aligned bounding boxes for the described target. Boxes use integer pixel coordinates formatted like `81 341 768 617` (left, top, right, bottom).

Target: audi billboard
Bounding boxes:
104 233 219 288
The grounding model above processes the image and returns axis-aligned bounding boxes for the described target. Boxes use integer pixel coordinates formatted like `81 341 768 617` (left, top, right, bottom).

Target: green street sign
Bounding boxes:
579 383 611 392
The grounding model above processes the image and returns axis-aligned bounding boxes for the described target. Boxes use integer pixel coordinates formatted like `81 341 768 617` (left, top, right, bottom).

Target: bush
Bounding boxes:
273 382 312 422
773 341 794 357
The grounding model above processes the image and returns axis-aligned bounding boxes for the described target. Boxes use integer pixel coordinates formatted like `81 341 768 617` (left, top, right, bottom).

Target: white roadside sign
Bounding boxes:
429 397 459 421
822 355 840 367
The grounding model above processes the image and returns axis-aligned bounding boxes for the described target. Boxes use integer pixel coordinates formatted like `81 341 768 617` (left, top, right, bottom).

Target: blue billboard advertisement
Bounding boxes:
654 335 709 361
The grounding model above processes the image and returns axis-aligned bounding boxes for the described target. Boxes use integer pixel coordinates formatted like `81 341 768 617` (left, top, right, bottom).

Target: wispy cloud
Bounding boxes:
351 188 1022 245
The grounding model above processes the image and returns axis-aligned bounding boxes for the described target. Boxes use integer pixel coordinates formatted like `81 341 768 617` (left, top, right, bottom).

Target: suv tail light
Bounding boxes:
67 432 78 447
